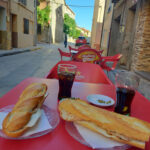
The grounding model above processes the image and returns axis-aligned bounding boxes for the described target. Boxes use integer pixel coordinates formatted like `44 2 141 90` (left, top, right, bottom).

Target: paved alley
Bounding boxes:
0 43 72 97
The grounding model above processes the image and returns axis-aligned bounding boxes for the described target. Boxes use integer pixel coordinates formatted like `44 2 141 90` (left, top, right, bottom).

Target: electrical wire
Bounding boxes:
49 0 106 8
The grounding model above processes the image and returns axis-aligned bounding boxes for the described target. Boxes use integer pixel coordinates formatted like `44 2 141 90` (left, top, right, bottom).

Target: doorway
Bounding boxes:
0 6 6 49
11 14 18 48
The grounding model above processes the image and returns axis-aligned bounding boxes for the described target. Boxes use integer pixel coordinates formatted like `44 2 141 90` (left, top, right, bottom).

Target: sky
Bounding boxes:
65 0 95 31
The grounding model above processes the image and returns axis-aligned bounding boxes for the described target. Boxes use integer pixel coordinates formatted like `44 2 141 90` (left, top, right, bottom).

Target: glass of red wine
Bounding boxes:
57 64 77 101
114 71 139 115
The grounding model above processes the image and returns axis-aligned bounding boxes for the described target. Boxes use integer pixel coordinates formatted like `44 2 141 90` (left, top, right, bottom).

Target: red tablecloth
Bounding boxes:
0 77 150 150
45 61 112 85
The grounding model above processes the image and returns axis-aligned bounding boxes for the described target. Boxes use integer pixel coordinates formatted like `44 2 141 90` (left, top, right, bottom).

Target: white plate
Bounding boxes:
0 105 60 140
87 94 115 107
65 122 130 150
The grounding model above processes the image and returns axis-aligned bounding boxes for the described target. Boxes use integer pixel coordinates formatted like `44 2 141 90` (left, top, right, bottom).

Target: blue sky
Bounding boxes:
65 0 94 31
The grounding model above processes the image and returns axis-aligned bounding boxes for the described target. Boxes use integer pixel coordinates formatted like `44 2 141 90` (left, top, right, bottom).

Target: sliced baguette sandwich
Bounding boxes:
2 83 47 138
58 98 150 149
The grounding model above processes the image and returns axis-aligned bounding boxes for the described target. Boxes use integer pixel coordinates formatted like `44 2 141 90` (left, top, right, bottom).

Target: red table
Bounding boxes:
0 77 150 150
45 61 112 85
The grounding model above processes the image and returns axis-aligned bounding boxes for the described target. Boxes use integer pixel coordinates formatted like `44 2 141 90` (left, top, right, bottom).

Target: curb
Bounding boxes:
0 47 42 57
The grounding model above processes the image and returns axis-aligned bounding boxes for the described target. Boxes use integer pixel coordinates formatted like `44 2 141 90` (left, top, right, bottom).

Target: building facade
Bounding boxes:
0 0 36 50
0 0 10 49
11 0 36 48
64 5 75 19
109 0 150 99
100 0 114 56
91 0 106 50
76 26 91 37
108 0 150 72
38 0 75 44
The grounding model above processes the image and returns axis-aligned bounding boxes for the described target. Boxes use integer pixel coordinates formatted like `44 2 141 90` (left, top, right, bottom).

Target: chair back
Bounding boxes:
72 48 102 64
68 46 79 53
100 53 122 71
78 45 91 50
58 48 71 60
114 54 122 60
98 49 104 55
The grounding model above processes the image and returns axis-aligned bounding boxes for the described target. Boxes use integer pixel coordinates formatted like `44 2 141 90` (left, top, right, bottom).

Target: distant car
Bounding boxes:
75 36 87 46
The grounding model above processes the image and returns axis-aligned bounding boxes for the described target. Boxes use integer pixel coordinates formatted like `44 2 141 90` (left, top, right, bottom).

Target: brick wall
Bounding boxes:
132 1 150 72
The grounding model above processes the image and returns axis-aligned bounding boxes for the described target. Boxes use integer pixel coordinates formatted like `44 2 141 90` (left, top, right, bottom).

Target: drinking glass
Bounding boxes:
114 71 139 115
57 64 77 100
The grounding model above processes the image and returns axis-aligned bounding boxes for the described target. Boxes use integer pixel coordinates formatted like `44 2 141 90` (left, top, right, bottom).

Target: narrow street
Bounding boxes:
0 43 71 97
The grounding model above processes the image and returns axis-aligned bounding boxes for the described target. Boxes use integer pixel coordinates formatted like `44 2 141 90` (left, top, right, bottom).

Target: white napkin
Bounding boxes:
74 123 124 149
0 110 52 137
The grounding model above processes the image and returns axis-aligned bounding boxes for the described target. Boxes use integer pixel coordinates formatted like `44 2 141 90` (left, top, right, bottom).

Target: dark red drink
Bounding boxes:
58 72 75 100
114 87 135 115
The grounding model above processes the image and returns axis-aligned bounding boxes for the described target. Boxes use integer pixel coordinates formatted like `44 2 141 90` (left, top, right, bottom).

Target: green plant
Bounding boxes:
37 5 50 26
63 14 81 39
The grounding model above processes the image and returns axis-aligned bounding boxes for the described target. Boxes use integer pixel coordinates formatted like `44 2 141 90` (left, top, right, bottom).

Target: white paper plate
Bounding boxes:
0 105 60 140
87 94 115 107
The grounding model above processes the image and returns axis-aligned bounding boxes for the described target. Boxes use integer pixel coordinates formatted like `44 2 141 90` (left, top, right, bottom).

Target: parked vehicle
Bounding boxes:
75 36 87 46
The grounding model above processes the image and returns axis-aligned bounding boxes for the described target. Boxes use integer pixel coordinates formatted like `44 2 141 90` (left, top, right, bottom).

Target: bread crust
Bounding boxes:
76 121 145 149
58 99 150 149
2 83 47 138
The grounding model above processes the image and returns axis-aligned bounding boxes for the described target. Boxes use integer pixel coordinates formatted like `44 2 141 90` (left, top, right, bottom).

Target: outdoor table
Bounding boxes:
0 77 150 150
45 61 112 85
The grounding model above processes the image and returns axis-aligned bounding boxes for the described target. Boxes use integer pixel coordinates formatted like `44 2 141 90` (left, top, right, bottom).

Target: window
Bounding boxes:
18 0 27 6
24 18 29 34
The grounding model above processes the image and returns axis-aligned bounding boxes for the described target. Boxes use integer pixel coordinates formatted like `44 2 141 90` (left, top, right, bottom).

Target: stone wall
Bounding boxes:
0 31 11 50
101 0 114 56
50 0 65 43
131 1 150 72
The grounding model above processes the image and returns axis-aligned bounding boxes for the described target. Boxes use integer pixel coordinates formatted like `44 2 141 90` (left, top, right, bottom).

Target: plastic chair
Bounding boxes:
100 54 122 71
72 48 102 64
58 48 71 61
78 44 91 50
99 49 104 55
69 45 103 55
68 46 79 54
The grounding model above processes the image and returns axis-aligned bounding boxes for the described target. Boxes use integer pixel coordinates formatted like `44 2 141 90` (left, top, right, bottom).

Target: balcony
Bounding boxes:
18 0 27 6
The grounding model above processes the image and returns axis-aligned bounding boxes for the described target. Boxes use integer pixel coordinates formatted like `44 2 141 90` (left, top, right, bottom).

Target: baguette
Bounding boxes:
58 98 150 149
2 83 47 138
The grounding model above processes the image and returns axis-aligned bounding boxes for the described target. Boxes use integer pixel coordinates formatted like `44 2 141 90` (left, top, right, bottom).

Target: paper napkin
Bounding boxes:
74 123 124 149
0 110 52 137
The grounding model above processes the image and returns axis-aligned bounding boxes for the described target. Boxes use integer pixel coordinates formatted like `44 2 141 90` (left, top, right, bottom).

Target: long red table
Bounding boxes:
45 61 112 85
0 77 150 150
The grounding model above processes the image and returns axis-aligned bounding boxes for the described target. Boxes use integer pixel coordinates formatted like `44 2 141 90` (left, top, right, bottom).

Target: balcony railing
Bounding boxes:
18 0 27 6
